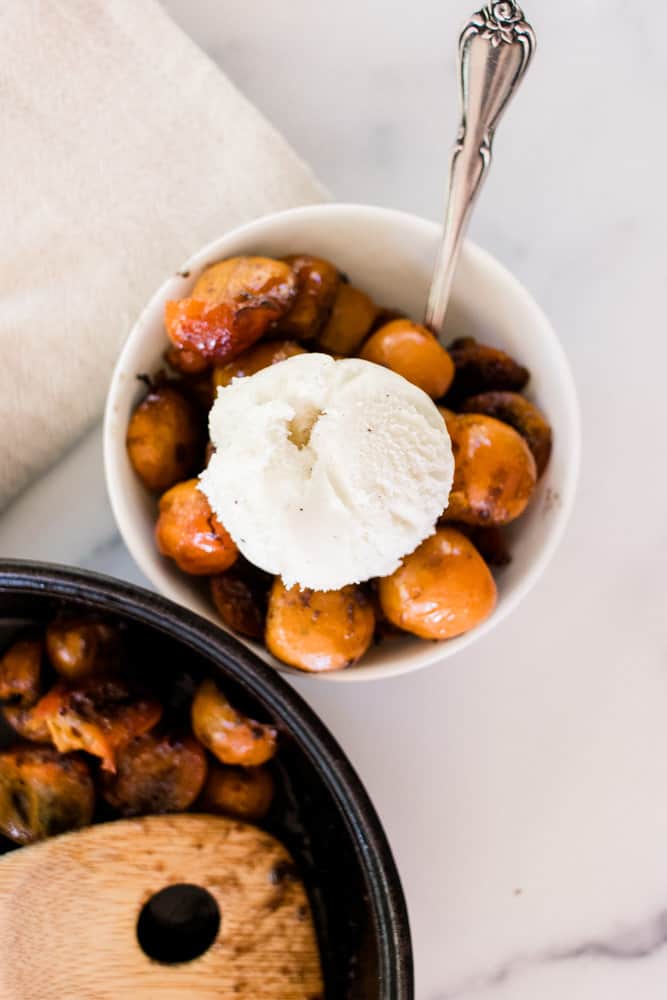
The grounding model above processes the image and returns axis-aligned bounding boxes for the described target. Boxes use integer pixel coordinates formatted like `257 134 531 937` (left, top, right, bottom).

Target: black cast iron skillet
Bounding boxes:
0 561 413 999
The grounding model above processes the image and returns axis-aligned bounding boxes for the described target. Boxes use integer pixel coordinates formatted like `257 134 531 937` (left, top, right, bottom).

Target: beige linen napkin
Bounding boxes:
0 0 325 512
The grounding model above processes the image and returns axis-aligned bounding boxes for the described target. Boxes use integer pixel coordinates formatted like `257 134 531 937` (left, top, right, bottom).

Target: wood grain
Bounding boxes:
0 814 323 999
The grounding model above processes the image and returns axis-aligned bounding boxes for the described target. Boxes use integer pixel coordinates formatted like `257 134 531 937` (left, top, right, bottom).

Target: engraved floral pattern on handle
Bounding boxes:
474 3 530 48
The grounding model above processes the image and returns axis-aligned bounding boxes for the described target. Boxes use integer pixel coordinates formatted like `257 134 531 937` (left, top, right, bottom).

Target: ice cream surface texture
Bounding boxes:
199 353 454 590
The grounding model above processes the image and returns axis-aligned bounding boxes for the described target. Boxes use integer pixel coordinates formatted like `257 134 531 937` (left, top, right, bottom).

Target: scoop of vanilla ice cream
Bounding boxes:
199 353 453 591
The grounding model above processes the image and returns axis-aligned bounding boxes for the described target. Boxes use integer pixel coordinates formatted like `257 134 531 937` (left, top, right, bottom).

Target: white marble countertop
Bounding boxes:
2 2 667 997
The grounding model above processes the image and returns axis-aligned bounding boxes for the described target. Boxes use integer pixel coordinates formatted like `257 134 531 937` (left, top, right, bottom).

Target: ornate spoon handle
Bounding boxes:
424 3 536 336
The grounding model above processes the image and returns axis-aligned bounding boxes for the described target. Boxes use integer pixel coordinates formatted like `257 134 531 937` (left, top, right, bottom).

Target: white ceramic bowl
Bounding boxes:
104 204 580 682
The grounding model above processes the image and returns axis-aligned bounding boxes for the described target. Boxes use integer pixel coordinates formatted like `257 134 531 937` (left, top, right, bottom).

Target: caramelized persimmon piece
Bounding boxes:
445 337 529 403
30 678 162 773
191 679 277 767
46 617 120 682
444 414 537 525
213 339 305 390
210 561 272 641
156 479 238 575
126 383 203 493
316 284 377 355
165 257 296 365
191 256 294 307
265 581 375 673
279 255 340 340
199 763 274 822
360 319 454 398
101 732 207 816
0 636 43 707
0 745 94 844
378 528 497 640
461 391 552 477
2 704 52 743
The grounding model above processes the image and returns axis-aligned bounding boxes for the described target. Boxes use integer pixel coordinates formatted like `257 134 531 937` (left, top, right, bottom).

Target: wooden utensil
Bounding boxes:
0 814 323 1000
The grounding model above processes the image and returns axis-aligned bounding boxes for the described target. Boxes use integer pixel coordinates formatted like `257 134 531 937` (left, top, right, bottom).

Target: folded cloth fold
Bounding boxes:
0 0 325 512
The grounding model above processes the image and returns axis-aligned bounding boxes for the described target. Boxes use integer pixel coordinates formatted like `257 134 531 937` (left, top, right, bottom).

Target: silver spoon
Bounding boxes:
424 2 536 336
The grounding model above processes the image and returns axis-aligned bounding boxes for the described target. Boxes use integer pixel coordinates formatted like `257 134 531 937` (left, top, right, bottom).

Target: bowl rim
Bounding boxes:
0 558 414 999
104 202 581 682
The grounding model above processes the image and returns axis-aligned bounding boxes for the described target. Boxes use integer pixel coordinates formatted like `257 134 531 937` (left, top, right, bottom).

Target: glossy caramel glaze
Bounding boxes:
444 414 537 525
165 257 296 365
360 319 454 398
126 384 203 493
265 580 375 673
191 678 278 767
378 527 497 640
155 479 238 575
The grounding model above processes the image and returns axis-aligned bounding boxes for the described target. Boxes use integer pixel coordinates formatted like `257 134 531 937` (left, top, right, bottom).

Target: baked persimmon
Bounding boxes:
198 763 274 822
192 679 278 767
360 319 454 398
213 339 305 390
445 414 537 525
378 528 497 640
446 336 529 403
0 745 94 844
165 257 296 365
316 283 377 355
45 617 120 683
461 390 552 477
156 479 238 575
126 383 203 493
101 732 207 816
30 678 162 773
0 636 43 707
210 560 272 641
265 581 375 673
279 255 340 340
